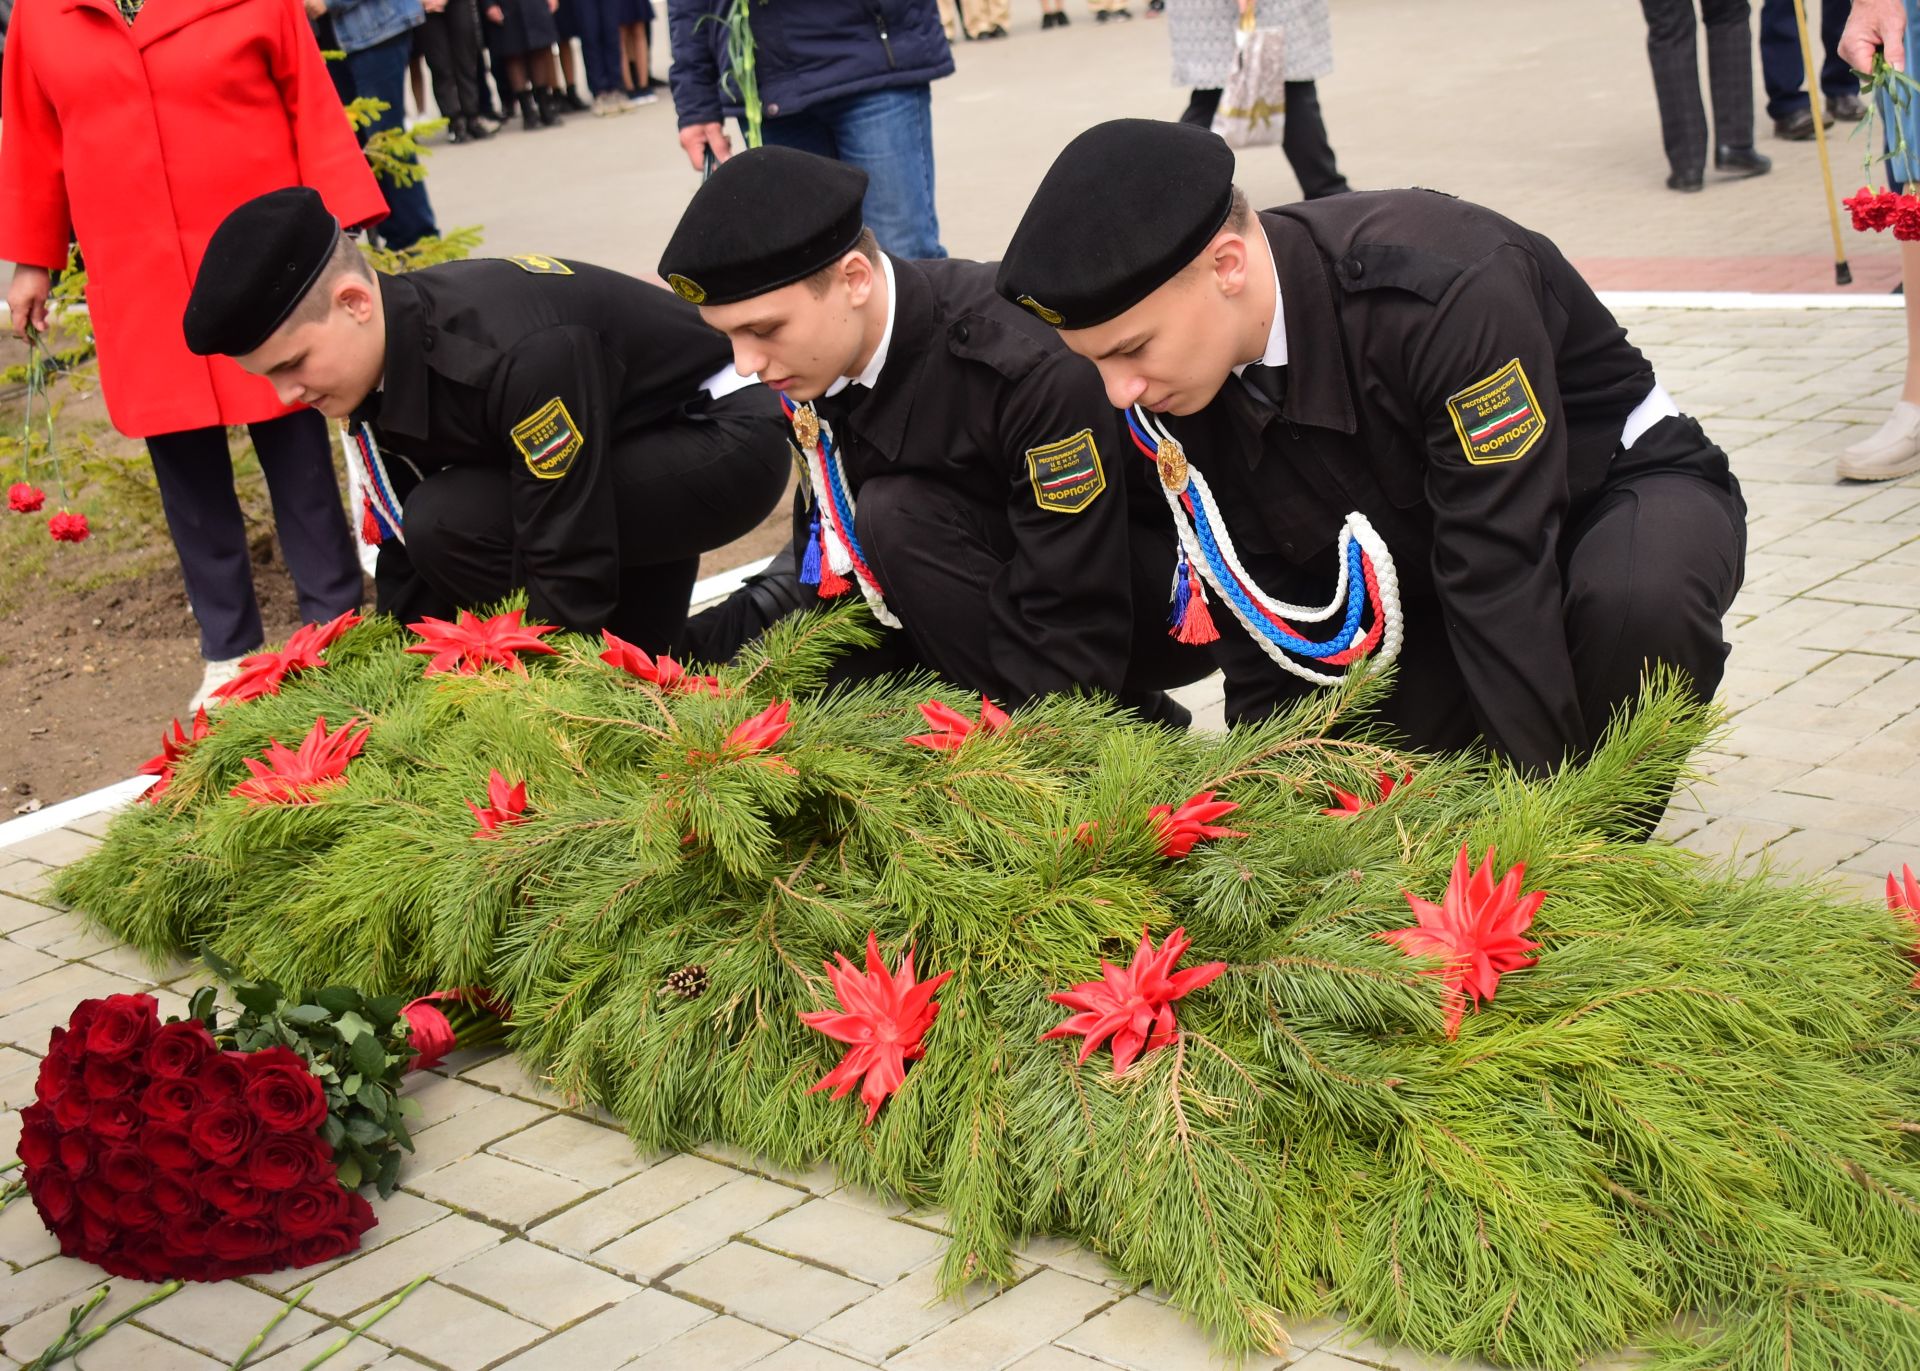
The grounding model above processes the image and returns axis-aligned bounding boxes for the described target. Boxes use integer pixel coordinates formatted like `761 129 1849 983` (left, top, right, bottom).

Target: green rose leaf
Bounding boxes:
350 1031 389 1079
316 986 364 1015
283 1004 333 1027
334 1010 375 1044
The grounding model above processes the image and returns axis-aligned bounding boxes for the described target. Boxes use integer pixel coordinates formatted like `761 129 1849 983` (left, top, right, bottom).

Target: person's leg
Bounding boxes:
1838 237 1920 479
581 0 626 98
761 106 840 159
1279 81 1351 198
1180 87 1221 126
1757 0 1806 123
1641 0 1710 182
144 427 264 661
346 35 441 247
1703 0 1765 159
1821 0 1862 100
417 13 464 127
246 409 364 627
448 0 489 129
399 466 518 613
815 86 945 259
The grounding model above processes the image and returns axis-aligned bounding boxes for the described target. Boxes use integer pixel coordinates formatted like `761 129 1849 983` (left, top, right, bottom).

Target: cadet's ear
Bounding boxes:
335 273 377 325
841 250 877 308
1207 230 1252 300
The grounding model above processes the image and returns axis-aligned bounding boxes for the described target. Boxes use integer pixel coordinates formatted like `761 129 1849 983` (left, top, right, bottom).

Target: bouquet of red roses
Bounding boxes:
14 961 499 1283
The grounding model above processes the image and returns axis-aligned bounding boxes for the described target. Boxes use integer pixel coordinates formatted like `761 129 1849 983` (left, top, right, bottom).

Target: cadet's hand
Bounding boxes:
679 122 731 171
1841 0 1905 73
8 266 50 340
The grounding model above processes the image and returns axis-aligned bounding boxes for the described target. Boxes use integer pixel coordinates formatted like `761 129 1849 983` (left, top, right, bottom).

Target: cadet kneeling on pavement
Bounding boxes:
998 120 1747 776
665 146 1212 723
182 187 792 651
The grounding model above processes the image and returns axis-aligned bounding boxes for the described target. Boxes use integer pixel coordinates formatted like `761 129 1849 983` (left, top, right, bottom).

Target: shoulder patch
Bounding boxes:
1446 358 1545 465
508 252 574 275
1026 429 1105 514
512 397 584 480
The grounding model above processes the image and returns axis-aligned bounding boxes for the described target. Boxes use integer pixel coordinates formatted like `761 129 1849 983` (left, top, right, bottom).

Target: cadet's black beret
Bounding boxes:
184 187 341 357
997 119 1238 330
657 147 869 306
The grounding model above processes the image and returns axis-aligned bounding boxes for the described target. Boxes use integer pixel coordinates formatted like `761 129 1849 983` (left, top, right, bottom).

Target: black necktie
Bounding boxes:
1241 362 1287 408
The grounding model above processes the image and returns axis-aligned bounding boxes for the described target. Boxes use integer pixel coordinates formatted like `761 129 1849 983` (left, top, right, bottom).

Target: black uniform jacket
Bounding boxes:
355 255 734 632
819 256 1145 702
1161 191 1737 774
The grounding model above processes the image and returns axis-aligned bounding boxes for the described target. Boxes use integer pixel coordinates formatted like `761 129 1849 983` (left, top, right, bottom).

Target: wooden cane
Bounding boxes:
1794 0 1856 284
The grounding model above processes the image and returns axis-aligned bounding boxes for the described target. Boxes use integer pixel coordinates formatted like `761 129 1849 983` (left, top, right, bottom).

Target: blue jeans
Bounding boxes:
1758 0 1858 120
758 86 945 259
343 32 439 251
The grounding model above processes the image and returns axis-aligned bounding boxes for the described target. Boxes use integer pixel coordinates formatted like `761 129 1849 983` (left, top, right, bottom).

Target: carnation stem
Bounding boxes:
24 1280 184 1371
299 1272 429 1369
0 1178 23 1213
230 1283 313 1370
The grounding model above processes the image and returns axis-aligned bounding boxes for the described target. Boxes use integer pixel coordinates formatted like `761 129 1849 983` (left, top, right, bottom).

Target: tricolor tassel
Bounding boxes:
1173 565 1220 645
799 514 823 586
360 498 384 547
817 563 852 597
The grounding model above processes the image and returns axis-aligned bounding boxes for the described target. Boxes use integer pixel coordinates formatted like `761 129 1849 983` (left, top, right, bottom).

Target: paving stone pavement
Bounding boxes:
0 303 1915 1368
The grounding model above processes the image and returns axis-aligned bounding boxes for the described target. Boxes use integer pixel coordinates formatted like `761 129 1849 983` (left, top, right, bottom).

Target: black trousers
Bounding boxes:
1180 82 1350 200
1642 0 1757 176
1222 419 1748 773
1759 0 1858 119
373 389 790 651
417 0 485 121
145 409 363 661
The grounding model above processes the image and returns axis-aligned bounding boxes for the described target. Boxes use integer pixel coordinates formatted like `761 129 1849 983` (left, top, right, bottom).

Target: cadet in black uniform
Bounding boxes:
998 120 1747 777
660 147 1210 715
181 187 790 651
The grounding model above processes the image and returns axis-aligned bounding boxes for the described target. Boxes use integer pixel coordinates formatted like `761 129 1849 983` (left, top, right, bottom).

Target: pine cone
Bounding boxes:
662 964 709 1000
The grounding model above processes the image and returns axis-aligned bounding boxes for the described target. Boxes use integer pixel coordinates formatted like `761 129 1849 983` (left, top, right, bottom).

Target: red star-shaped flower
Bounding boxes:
138 708 212 802
47 510 88 542
8 482 44 513
229 715 369 805
798 932 953 1124
406 610 559 676
1886 865 1920 987
1040 926 1225 1075
599 630 722 694
1322 769 1412 817
726 700 793 760
211 611 362 704
468 769 529 838
1377 843 1545 1039
905 696 1009 751
1148 791 1247 859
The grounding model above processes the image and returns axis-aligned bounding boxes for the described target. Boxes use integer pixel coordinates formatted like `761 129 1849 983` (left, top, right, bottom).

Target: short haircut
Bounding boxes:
286 232 375 330
802 227 882 294
1225 185 1252 233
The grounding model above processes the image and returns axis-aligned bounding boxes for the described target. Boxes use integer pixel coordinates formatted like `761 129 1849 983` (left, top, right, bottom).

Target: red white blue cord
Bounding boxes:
782 396 900 629
353 422 405 547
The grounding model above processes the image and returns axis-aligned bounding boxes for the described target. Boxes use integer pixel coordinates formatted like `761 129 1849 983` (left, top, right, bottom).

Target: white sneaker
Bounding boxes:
1838 399 1920 481
624 88 659 108
187 654 252 715
591 92 625 117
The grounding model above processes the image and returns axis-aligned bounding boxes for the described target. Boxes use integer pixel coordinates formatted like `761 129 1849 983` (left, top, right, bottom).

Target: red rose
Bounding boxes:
80 1207 116 1252
200 1169 267 1219
276 1181 348 1239
141 1125 198 1173
144 1020 216 1079
290 1226 360 1268
52 1088 92 1131
77 1176 118 1219
243 1047 328 1134
140 1077 199 1124
197 1051 249 1100
164 1216 213 1258
83 994 159 1061
114 1190 161 1232
151 1172 198 1218
102 1146 152 1193
31 1168 76 1226
207 1217 277 1264
65 999 102 1038
82 1054 137 1100
249 1133 332 1192
34 1049 75 1106
111 1232 170 1281
58 1131 95 1178
16 1105 56 1170
187 1099 256 1166
89 1096 141 1141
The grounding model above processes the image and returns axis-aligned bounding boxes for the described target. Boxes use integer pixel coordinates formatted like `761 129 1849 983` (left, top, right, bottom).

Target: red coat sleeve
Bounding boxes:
0 3 77 270
271 0 389 231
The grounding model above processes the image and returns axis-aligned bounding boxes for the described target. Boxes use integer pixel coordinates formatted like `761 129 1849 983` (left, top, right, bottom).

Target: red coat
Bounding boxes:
0 0 388 438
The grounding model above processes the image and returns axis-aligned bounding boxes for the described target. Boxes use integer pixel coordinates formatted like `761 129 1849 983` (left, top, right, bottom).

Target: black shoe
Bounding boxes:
1095 8 1107 19
464 115 494 141
1040 10 1053 26
1667 169 1705 192
1148 0 1163 9
1772 107 1823 140
987 23 1007 36
518 91 541 132
1715 144 1771 177
1053 9 1068 22
1110 6 1132 16
536 87 565 127
448 120 470 144
1829 90 1868 122
562 87 591 114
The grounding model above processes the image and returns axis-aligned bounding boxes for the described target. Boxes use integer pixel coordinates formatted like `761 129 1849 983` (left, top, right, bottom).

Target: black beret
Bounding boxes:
657 146 868 306
997 119 1237 330
184 187 340 357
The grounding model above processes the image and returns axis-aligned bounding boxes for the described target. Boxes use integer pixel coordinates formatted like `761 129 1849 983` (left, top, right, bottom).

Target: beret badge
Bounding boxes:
1017 295 1064 326
668 274 707 305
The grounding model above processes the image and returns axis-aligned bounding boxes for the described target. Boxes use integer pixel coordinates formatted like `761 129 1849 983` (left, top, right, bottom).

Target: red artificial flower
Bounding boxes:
468 769 529 839
727 699 793 756
1149 791 1248 859
229 716 369 805
798 931 953 1124
1885 864 1920 986
905 696 1010 751
1322 769 1413 817
9 481 44 513
406 609 559 676
1040 926 1226 1076
1378 843 1546 1039
47 510 89 542
138 709 212 802
599 629 722 694
211 612 362 705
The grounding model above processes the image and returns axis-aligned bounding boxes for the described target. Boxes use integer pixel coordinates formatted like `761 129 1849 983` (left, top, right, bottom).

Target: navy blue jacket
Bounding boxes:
668 0 952 127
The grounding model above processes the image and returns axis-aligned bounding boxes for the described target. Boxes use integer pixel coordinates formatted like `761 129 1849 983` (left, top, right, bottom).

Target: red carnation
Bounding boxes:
243 1047 328 1134
141 1125 198 1174
140 1076 200 1125
101 1147 153 1193
249 1133 331 1191
207 1217 278 1264
187 1099 257 1166
9 481 45 513
145 1019 216 1079
82 994 159 1061
47 509 89 542
200 1169 268 1219
277 1182 349 1239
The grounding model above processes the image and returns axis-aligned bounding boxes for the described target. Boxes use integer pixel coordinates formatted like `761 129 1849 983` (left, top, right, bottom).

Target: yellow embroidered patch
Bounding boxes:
508 252 574 275
668 274 707 304
512 398 584 480
1026 429 1105 514
1447 358 1546 465
1017 295 1063 326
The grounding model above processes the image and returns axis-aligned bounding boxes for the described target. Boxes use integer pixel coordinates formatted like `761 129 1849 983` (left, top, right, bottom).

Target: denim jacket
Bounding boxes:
326 0 422 56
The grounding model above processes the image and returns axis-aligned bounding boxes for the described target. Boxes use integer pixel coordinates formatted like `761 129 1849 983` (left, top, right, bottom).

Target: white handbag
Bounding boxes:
1211 3 1286 149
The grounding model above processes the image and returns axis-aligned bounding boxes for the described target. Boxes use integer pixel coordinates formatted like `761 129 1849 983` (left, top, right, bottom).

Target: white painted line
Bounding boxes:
1598 289 1905 310
689 554 774 609
0 775 155 851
